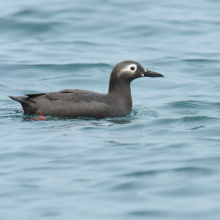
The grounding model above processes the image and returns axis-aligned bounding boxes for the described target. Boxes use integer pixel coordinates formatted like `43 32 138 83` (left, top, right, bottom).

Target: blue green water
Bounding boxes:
1 0 220 219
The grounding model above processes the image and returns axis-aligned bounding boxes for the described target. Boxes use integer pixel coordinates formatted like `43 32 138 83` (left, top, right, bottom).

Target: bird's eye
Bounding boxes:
130 66 135 71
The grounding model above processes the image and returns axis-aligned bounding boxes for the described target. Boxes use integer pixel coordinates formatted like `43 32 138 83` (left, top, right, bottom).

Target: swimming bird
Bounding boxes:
9 60 163 119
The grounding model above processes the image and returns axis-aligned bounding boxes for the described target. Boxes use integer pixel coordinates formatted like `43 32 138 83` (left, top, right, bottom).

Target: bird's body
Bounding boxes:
9 61 163 119
9 89 130 119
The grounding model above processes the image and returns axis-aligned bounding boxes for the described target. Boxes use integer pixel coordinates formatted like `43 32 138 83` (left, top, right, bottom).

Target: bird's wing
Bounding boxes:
24 93 46 97
42 90 113 118
24 89 106 103
14 89 119 118
45 89 107 104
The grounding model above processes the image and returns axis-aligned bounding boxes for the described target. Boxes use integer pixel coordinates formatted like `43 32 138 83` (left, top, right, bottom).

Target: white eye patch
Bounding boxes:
121 64 137 72
142 69 147 77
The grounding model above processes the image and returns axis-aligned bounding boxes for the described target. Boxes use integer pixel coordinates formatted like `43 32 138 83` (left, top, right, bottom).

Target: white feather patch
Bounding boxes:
121 64 137 72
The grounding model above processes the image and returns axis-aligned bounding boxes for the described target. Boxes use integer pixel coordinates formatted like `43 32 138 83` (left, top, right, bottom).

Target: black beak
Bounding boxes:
143 70 164 77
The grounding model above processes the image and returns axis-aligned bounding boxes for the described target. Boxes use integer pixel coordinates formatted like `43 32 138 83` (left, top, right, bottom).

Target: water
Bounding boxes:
1 0 220 219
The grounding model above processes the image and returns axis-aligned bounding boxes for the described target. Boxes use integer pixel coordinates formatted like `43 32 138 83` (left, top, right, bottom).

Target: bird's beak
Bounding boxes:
143 70 164 77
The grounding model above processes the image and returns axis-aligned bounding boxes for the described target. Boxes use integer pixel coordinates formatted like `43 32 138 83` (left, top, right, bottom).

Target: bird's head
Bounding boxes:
108 60 164 93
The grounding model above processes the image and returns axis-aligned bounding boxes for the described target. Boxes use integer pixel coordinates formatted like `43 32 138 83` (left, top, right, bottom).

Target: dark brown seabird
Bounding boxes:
9 60 164 119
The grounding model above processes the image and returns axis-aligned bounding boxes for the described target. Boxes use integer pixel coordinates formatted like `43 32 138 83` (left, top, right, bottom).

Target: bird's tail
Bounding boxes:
8 95 28 104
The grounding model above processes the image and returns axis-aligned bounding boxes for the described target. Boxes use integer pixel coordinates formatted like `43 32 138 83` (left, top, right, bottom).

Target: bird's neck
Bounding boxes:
108 80 132 112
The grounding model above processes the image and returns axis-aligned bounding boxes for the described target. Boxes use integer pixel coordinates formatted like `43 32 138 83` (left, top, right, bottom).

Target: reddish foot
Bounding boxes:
29 113 47 121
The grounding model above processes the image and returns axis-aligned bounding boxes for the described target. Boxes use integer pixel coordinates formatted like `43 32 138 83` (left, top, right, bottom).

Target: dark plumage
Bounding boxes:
9 60 163 119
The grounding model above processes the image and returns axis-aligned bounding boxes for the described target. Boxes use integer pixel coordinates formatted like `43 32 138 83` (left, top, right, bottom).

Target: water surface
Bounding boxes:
1 0 220 219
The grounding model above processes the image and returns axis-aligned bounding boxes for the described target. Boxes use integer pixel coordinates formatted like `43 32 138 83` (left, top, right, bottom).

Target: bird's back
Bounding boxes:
9 89 124 118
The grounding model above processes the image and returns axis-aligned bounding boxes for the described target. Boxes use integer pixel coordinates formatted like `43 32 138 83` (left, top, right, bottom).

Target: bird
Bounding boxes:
9 60 164 120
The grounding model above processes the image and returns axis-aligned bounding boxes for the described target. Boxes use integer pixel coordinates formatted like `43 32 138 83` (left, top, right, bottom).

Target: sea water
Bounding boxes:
1 0 220 219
